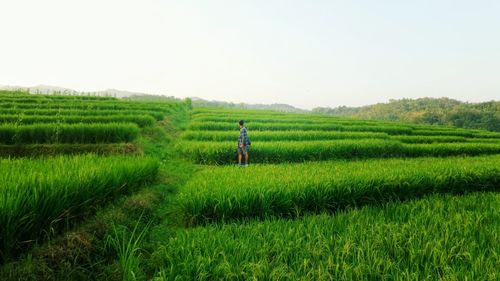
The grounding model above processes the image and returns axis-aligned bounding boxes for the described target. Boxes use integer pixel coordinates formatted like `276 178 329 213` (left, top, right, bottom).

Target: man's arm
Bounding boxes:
241 128 249 146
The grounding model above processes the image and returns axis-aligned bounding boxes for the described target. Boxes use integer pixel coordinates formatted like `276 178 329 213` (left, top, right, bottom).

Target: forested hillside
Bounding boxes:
313 98 500 132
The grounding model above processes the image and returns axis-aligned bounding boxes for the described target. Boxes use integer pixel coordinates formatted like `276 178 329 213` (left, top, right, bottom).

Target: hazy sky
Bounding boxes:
1 0 499 109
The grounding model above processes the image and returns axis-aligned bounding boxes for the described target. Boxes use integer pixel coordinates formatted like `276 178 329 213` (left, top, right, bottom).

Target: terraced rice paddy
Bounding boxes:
179 108 500 164
0 114 156 127
0 123 140 144
174 155 500 224
152 107 500 280
1 96 499 280
0 155 158 261
0 90 184 262
177 139 500 164
0 91 182 156
156 192 500 280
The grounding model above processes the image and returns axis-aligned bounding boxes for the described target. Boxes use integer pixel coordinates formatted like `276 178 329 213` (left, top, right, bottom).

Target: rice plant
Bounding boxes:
0 154 159 262
0 143 139 158
156 192 500 280
0 114 156 127
172 155 500 224
188 121 414 134
0 101 178 113
0 123 140 144
0 108 165 120
176 140 500 164
181 130 391 142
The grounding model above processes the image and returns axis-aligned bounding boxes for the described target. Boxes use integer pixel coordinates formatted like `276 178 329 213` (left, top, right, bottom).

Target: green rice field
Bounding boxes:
0 154 159 261
155 192 500 280
156 107 500 280
0 93 499 280
0 90 185 264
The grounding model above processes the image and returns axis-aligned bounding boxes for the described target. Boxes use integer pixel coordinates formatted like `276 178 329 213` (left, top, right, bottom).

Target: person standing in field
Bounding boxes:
238 120 250 167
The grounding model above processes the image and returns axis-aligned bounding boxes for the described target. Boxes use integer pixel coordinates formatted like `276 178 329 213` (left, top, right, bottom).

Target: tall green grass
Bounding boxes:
0 101 178 113
105 215 152 281
181 130 391 142
0 109 165 120
391 135 468 143
190 121 500 137
176 140 500 164
173 155 500 225
191 108 294 116
190 116 396 126
190 108 485 130
156 192 500 280
189 121 414 134
181 130 498 144
0 143 140 158
0 123 140 144
0 114 155 127
410 129 477 138
0 154 159 262
190 108 500 136
190 115 462 131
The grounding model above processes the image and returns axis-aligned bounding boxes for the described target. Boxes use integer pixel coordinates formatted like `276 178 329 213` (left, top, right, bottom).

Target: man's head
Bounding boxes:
238 120 244 128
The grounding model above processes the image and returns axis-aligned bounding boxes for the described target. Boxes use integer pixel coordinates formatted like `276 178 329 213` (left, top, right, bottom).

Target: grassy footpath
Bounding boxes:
153 192 500 281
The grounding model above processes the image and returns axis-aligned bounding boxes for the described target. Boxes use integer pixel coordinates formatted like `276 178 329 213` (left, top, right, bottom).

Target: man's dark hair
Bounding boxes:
239 120 244 126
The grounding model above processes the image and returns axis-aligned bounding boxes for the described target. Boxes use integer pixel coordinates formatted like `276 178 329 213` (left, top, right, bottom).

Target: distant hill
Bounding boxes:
190 97 307 113
313 97 500 132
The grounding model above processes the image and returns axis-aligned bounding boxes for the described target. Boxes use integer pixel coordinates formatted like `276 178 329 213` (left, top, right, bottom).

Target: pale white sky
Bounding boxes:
1 0 499 109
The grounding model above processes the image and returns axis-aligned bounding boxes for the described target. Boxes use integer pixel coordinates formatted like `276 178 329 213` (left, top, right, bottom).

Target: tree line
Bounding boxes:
313 98 500 132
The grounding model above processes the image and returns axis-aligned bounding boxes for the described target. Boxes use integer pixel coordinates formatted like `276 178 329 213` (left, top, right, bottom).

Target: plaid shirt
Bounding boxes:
238 127 250 146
